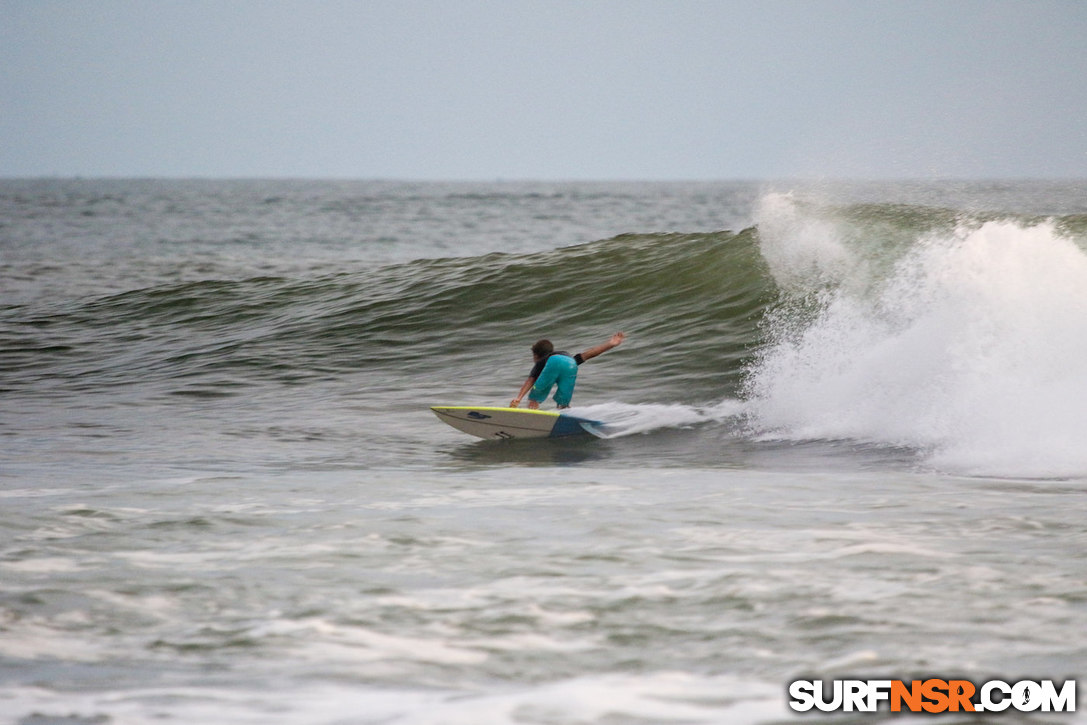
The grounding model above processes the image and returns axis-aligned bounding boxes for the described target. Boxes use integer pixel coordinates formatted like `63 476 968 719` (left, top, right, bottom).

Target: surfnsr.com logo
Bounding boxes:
788 679 1076 713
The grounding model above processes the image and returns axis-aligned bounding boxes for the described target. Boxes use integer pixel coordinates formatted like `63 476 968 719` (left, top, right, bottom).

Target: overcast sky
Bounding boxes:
2 0 1086 180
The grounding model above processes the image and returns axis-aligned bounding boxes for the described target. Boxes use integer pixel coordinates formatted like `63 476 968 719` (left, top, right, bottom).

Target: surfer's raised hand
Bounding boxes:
579 331 626 362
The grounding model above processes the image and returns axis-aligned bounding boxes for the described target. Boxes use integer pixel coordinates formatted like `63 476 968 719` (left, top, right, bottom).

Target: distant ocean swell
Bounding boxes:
4 193 1087 476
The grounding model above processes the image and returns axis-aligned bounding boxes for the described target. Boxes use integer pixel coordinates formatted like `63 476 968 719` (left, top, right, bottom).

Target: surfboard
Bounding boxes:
431 406 603 440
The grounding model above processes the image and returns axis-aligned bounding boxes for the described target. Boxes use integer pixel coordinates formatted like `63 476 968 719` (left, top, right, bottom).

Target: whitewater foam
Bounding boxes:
749 194 1087 478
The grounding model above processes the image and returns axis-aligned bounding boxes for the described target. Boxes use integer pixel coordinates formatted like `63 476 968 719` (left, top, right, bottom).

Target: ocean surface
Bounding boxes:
2 179 1086 724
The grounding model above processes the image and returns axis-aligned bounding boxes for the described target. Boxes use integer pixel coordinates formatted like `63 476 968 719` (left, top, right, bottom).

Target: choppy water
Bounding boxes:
2 179 1086 724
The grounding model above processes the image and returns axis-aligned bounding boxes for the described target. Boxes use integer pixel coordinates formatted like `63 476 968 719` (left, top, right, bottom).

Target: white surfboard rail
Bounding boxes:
431 406 602 440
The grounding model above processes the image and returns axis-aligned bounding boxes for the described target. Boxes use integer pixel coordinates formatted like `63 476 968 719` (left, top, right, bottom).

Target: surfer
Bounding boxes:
510 332 625 409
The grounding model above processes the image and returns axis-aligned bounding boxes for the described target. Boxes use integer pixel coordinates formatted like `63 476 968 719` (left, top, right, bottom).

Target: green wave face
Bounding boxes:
8 194 1086 428
7 229 773 402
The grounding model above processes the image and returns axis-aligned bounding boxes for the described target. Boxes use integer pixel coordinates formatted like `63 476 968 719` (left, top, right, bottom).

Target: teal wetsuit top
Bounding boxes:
527 351 584 407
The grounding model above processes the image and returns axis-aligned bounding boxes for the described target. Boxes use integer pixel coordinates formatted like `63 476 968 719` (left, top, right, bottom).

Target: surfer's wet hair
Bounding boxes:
531 339 554 358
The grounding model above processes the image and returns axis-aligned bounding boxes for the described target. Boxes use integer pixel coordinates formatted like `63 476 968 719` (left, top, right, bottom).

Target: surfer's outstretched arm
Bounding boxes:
579 332 625 362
